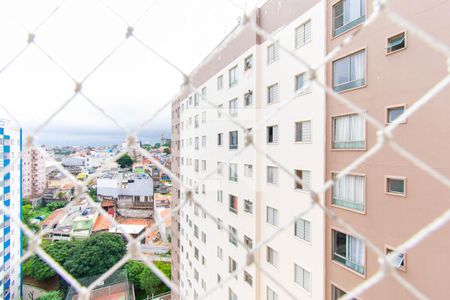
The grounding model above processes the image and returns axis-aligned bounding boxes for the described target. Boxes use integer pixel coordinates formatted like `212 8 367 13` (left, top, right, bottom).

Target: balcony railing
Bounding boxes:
333 253 365 275
332 197 364 212
332 140 365 150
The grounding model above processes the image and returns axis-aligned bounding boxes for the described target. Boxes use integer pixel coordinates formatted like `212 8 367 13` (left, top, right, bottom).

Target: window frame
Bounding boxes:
330 171 366 214
332 0 366 37
267 83 279 104
217 75 223 90
332 48 367 92
229 130 239 150
295 19 312 48
294 169 311 191
386 31 407 55
229 65 238 87
266 246 279 268
385 176 407 197
294 72 311 94
266 125 279 144
294 263 312 293
331 112 367 151
244 54 253 71
267 41 280 64
266 206 279 227
266 166 279 185
294 120 312 143
331 228 366 276
294 217 311 243
385 104 407 124
385 245 407 271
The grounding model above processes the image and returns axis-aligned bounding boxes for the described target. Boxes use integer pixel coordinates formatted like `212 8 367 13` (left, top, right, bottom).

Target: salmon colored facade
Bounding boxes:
325 0 450 299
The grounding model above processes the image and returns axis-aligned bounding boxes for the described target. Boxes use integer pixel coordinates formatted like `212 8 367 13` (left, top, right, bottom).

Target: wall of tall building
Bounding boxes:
174 0 325 299
325 0 450 299
0 119 22 300
22 148 45 199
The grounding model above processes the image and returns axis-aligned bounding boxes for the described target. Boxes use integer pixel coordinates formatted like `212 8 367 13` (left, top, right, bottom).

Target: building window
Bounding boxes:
267 83 279 104
218 75 223 90
244 55 253 70
244 235 253 249
201 135 206 147
244 90 253 106
229 163 238 182
218 104 223 117
267 286 278 300
295 120 311 142
229 194 238 214
229 226 238 246
333 49 365 92
202 111 206 123
387 32 406 54
266 125 279 144
194 159 199 172
332 113 365 149
229 131 238 149
244 271 253 286
332 173 365 212
295 19 312 48
202 87 207 96
244 199 253 214
194 115 199 128
331 285 348 300
294 264 311 292
267 166 278 185
229 98 238 116
267 41 280 64
217 161 223 175
266 206 278 226
266 246 278 268
218 133 223 146
229 65 238 87
333 0 365 36
228 256 237 272
244 164 253 177
295 72 310 93
386 177 406 196
217 190 223 202
332 229 365 274
217 246 223 260
294 169 311 191
385 247 406 270
194 94 199 106
229 288 237 300
387 105 405 123
295 218 311 242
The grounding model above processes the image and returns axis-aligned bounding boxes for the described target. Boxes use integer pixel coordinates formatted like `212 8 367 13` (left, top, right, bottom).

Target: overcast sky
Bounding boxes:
0 0 260 146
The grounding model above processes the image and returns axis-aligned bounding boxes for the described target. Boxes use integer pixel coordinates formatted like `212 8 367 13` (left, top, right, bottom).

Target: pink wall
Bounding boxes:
325 0 450 298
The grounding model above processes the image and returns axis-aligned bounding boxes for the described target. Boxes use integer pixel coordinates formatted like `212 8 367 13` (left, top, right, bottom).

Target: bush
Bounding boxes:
36 291 62 300
47 201 67 211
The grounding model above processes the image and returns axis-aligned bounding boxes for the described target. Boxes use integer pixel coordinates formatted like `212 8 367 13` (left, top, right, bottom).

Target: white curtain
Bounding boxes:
347 235 365 265
334 174 364 205
351 50 365 81
345 0 363 24
334 114 364 143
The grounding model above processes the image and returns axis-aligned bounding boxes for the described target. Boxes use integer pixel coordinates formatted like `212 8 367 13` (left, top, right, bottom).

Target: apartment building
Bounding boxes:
171 96 181 298
172 0 326 299
325 0 450 299
22 148 45 199
0 118 22 300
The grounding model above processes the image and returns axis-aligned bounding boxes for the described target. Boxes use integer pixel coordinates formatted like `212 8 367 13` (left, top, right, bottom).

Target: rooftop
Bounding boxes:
42 208 66 226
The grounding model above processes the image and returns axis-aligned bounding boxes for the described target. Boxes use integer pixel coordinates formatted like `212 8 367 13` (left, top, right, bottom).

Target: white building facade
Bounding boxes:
176 1 325 299
0 118 22 300
22 148 45 198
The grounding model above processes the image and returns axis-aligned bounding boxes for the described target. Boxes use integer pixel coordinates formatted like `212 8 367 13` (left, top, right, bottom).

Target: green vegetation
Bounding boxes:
24 233 126 281
124 260 171 299
116 153 134 168
88 187 98 201
47 201 67 211
36 291 62 300
163 147 171 155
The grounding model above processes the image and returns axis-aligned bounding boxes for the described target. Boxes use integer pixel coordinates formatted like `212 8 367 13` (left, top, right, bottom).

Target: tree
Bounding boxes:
88 187 98 201
139 267 161 295
163 147 171 155
24 240 72 281
63 233 126 278
124 260 145 284
116 154 134 168
36 291 62 300
47 201 67 211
